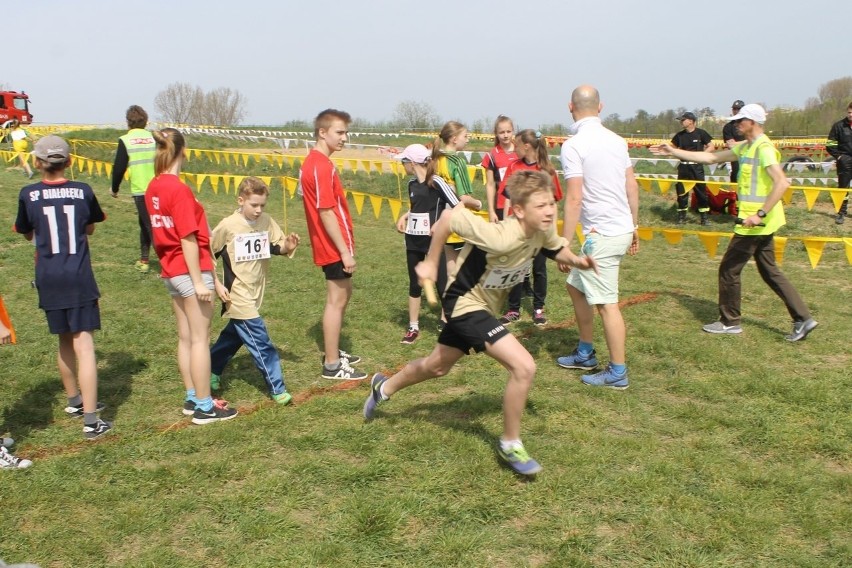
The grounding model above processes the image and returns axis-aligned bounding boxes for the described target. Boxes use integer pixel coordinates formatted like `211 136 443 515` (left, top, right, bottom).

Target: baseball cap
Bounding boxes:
395 144 430 164
731 99 745 110
677 112 697 121
33 135 71 164
725 103 767 124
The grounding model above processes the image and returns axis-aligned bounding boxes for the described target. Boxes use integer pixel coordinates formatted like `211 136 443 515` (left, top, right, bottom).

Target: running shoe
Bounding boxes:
83 419 113 440
702 321 743 334
1 437 13 449
556 349 599 371
496 442 542 476
192 400 238 425
338 349 362 365
581 365 629 390
272 392 293 405
321 360 367 380
533 309 547 326
499 310 520 324
135 260 150 273
785 318 818 342
363 373 388 420
0 446 32 469
64 401 106 418
400 327 420 344
182 400 197 416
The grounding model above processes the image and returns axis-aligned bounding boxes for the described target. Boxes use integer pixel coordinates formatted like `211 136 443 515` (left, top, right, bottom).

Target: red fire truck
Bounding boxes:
0 91 33 125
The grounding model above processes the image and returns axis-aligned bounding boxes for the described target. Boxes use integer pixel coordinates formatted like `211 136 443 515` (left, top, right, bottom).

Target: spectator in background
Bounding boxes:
671 112 713 225
825 101 852 224
9 120 34 179
481 115 517 223
111 105 156 272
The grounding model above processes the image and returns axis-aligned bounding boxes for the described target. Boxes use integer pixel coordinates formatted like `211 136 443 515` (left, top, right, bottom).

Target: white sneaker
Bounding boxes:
0 446 32 469
702 321 743 334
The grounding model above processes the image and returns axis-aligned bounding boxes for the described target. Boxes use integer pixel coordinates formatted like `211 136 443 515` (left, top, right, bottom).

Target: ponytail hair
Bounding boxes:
152 127 186 175
426 120 466 186
515 129 554 175
492 115 514 146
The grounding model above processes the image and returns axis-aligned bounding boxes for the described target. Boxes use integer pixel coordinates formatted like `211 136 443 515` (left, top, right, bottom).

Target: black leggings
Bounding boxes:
406 249 447 299
134 195 153 261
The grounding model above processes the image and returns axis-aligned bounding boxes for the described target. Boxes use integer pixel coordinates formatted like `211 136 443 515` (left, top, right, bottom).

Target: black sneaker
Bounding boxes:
182 400 197 416
836 213 845 225
700 213 710 226
338 349 362 365
192 400 238 425
83 419 113 440
64 401 106 418
321 360 368 380
533 309 547 326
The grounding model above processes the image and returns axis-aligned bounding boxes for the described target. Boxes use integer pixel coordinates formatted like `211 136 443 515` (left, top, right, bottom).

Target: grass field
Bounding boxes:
0 136 850 567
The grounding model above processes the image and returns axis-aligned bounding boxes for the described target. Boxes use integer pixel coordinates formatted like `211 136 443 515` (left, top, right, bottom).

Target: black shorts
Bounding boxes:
44 301 101 334
321 260 353 281
438 310 510 354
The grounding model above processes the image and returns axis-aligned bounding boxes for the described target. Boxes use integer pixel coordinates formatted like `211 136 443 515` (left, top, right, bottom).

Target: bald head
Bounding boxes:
570 85 601 118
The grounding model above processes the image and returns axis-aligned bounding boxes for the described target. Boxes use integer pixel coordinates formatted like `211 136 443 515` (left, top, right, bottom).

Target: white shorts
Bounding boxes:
163 271 215 298
566 232 632 305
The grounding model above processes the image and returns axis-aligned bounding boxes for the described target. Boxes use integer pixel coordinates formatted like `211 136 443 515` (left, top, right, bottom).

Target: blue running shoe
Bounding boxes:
496 443 542 476
581 365 629 390
363 373 388 420
556 349 598 371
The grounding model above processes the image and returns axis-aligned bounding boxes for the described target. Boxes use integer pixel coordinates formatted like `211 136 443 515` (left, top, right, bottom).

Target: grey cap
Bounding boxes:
33 135 70 164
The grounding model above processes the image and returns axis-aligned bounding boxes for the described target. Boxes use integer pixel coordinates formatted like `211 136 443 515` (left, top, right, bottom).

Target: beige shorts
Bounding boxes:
566 232 632 305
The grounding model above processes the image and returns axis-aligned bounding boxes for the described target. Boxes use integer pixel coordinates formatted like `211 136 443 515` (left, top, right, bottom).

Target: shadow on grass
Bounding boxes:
0 349 141 442
660 290 790 336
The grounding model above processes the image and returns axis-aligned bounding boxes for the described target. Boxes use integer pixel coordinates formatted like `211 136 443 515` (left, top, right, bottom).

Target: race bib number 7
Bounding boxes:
234 231 271 263
405 212 430 236
482 259 532 289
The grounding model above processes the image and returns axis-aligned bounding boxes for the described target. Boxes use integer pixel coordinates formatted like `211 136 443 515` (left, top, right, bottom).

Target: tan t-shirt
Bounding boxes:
211 210 286 320
445 208 567 318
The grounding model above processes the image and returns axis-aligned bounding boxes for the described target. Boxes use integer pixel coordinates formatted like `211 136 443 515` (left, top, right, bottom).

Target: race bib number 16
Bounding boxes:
234 231 271 263
482 259 532 289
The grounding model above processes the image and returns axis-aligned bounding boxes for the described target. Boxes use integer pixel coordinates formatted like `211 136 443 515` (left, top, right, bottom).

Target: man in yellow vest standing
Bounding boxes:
651 104 818 342
111 105 156 273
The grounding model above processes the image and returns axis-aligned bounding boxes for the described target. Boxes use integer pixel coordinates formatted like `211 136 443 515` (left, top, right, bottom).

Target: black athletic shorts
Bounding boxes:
322 260 353 281
438 310 510 354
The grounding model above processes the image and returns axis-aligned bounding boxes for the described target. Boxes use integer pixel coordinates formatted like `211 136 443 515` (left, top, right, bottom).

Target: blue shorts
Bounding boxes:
44 301 101 334
163 272 215 297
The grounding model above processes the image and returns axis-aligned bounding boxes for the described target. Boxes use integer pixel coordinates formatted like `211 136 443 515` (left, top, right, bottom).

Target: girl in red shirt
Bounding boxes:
481 115 517 222
499 129 563 325
145 128 236 424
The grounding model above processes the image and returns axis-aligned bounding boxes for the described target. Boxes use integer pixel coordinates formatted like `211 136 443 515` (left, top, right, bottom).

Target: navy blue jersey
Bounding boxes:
15 180 105 310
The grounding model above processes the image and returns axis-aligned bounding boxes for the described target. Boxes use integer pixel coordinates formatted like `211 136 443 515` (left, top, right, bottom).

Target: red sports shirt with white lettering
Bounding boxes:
145 173 214 278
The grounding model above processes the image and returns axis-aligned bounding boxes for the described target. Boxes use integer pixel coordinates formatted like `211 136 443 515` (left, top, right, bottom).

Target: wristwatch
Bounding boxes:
756 209 767 218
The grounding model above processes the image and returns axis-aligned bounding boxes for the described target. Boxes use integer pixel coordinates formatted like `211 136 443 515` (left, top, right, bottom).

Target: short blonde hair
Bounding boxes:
238 176 269 197
505 170 554 206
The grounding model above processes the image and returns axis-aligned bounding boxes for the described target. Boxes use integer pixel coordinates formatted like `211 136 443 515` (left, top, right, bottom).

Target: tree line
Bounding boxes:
155 77 852 137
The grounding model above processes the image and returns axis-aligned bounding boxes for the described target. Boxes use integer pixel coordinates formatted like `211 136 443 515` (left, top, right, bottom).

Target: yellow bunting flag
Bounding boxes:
467 166 478 184
706 184 720 196
774 236 787 265
286 156 297 168
662 229 684 244
637 227 654 241
369 195 384 219
844 238 852 265
95 161 104 176
638 178 653 192
782 187 793 204
361 160 372 173
210 175 220 194
373 161 386 174
802 238 827 269
239 154 248 167
801 189 820 211
193 149 201 159
196 174 207 191
260 176 272 187
274 155 284 169
350 192 366 215
658 180 673 194
105 163 112 178
697 232 722 258
212 151 221 165
829 189 848 212
284 177 298 197
680 181 696 193
347 159 358 172
234 176 246 190
387 198 402 221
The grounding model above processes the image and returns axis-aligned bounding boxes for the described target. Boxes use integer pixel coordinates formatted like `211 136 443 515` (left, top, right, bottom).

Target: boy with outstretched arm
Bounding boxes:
363 170 597 476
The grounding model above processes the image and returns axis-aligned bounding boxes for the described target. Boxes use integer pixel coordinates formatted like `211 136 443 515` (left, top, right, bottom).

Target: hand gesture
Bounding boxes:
194 281 213 303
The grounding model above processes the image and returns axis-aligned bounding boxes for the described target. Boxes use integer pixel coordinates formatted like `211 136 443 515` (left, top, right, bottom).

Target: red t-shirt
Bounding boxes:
300 149 355 266
145 174 214 278
499 160 564 216
481 145 518 211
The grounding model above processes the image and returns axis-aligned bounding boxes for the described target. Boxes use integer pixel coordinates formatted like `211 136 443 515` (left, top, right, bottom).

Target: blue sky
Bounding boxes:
6 0 849 128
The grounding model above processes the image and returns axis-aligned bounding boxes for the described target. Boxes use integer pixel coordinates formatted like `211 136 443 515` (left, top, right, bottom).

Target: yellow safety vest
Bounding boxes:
733 134 785 236
119 128 156 195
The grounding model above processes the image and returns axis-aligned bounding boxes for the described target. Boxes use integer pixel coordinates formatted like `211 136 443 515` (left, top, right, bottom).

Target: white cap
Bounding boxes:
725 103 767 124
